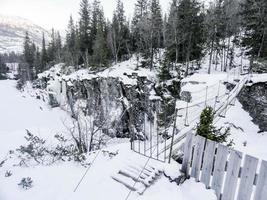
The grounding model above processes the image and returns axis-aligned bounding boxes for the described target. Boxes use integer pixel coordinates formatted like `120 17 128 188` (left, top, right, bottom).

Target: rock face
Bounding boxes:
238 82 267 132
37 63 181 139
42 74 162 139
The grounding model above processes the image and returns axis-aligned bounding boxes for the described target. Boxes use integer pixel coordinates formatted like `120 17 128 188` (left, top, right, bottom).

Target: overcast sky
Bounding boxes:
0 0 171 31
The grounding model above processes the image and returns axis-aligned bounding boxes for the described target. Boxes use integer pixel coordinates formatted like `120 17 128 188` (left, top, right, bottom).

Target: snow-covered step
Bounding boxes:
111 173 147 194
111 163 163 195
119 169 150 187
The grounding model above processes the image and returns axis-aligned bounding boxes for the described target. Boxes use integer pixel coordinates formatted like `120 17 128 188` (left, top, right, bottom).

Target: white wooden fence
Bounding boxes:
181 132 267 200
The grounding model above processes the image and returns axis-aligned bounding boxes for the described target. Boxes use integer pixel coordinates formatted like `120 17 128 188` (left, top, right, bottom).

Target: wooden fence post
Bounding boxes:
254 160 267 200
181 132 194 177
222 150 243 200
237 155 258 200
191 135 206 181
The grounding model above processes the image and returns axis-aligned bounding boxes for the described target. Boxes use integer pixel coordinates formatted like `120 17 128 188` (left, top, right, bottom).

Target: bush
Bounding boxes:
197 107 231 144
15 130 88 166
18 177 33 189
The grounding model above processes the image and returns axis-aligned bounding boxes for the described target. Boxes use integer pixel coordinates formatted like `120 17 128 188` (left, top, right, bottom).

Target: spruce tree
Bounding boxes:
197 107 230 143
131 0 149 56
92 28 108 68
79 0 91 58
166 0 205 76
34 48 42 74
148 0 163 69
55 31 62 62
23 32 35 80
65 16 79 66
41 33 48 72
240 0 267 60
109 0 130 63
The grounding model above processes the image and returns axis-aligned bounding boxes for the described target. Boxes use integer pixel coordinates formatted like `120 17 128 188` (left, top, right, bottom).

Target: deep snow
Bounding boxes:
0 80 217 200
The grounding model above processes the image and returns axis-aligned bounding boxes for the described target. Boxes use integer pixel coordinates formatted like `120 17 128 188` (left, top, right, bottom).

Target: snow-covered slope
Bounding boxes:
0 15 50 54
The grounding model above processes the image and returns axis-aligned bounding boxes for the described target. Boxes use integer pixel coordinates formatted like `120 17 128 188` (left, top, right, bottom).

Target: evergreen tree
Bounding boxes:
90 0 102 54
197 107 230 143
240 0 267 60
109 0 131 63
65 16 79 66
91 4 109 67
166 0 205 76
23 32 35 67
131 0 149 56
23 32 35 80
41 33 48 72
148 0 163 69
55 31 62 62
92 28 109 68
79 0 91 65
0 55 8 80
47 28 56 63
34 47 42 74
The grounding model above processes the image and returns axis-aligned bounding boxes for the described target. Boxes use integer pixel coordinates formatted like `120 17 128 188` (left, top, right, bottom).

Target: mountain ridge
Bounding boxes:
0 15 50 54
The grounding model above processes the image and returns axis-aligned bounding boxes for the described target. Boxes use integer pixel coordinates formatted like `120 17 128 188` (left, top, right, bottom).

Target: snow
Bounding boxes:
0 80 72 158
0 79 216 200
0 14 50 54
60 56 157 85
215 100 267 160
248 73 267 85
135 179 216 200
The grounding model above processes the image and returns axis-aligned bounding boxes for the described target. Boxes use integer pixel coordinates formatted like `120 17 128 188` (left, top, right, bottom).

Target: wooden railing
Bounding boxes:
181 132 267 200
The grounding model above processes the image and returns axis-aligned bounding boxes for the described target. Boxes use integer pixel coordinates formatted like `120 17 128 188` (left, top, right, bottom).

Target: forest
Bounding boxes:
16 0 267 83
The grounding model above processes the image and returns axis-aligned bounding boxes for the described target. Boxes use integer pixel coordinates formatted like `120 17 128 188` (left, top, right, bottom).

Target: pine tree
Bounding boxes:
23 32 35 80
197 107 230 143
92 28 109 68
41 33 48 72
79 0 91 65
166 0 205 76
108 0 131 63
55 31 62 62
23 32 35 67
34 47 42 74
47 28 56 63
148 0 163 69
65 16 80 66
0 55 8 80
240 0 267 60
90 0 102 54
131 0 149 56
91 4 109 67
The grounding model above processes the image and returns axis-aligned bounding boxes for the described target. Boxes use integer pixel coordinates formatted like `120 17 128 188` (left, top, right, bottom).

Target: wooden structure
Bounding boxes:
182 132 267 200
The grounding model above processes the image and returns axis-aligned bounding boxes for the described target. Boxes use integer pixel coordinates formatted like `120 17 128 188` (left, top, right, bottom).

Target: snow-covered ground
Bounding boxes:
0 80 217 200
215 100 267 160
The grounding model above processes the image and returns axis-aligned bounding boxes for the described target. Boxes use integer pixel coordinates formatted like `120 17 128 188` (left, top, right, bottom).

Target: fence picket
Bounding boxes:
182 133 267 200
211 144 228 198
200 139 216 188
181 132 194 177
237 155 258 200
222 150 243 200
254 160 267 200
191 135 206 181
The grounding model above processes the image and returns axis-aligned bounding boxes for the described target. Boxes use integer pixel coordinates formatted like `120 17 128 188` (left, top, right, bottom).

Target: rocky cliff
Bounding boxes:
238 81 267 132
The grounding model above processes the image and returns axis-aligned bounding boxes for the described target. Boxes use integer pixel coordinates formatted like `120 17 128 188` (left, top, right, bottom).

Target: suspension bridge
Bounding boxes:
131 68 250 163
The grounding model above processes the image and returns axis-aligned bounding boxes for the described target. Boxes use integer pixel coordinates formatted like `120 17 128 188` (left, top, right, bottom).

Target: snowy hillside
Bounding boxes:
0 15 50 54
0 79 217 200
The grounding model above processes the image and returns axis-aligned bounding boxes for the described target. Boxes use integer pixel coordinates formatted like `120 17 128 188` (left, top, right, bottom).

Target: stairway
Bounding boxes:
111 164 163 195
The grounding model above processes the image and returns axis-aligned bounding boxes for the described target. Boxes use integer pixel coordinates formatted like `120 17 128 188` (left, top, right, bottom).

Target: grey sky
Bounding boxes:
0 0 171 31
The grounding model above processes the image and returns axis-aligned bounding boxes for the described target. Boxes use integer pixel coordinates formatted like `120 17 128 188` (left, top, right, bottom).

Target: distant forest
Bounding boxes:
2 0 267 81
